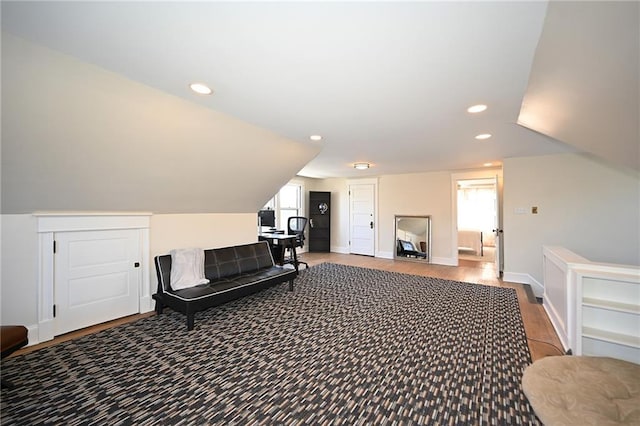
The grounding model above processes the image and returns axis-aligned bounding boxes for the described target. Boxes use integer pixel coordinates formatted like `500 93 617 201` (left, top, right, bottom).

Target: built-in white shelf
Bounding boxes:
542 246 640 364
577 267 640 363
582 297 640 315
582 327 640 349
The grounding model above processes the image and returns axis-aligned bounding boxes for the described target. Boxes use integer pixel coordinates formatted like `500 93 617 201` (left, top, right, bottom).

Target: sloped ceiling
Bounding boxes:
1 34 321 214
519 1 639 173
1 1 574 179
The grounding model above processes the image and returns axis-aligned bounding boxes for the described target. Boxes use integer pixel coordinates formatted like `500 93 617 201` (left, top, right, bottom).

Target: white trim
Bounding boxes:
35 212 152 342
503 271 544 296
541 246 640 361
24 324 41 347
139 227 153 313
450 169 503 275
543 299 571 351
35 212 151 233
270 181 306 231
347 178 379 257
331 245 350 254
431 256 458 267
376 250 393 259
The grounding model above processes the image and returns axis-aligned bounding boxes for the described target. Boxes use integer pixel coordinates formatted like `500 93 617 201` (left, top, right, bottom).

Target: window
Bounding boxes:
264 182 304 231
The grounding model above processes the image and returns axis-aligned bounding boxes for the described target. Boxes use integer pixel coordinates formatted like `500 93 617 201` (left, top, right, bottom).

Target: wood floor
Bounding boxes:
14 253 564 362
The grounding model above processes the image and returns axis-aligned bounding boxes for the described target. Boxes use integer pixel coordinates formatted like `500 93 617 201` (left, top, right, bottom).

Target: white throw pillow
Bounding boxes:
169 248 210 290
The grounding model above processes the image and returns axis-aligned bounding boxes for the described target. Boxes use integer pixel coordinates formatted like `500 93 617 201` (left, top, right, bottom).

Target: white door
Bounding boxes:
493 175 504 278
54 229 141 335
350 184 375 256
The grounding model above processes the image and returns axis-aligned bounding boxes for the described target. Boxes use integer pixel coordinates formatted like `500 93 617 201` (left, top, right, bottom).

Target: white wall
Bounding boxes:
6 154 636 332
150 214 256 255
503 153 640 288
0 212 258 336
0 215 39 326
310 172 454 263
378 172 452 262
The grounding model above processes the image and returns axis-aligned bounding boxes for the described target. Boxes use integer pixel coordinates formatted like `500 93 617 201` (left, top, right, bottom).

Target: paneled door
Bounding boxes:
309 191 331 252
54 229 141 335
349 184 375 256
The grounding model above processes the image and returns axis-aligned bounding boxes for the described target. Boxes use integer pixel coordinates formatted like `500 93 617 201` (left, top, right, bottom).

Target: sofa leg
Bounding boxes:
187 313 195 331
152 294 164 315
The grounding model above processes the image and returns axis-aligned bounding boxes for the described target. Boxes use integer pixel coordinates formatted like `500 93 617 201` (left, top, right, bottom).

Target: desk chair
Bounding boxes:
287 216 309 269
397 239 427 259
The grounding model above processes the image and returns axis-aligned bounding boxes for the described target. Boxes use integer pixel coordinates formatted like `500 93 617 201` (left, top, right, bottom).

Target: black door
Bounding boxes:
309 191 331 252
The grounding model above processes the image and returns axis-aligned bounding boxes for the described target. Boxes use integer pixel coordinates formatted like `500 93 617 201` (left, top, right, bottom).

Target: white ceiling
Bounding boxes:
1 1 574 178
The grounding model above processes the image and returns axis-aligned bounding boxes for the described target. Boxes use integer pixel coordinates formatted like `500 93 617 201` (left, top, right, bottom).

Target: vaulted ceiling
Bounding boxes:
2 1 636 182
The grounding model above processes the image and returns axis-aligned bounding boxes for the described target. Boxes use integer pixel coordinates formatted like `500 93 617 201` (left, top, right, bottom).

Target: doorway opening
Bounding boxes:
456 178 497 268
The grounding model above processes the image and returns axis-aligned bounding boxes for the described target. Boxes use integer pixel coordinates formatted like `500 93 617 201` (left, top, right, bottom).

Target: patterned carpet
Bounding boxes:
1 263 539 425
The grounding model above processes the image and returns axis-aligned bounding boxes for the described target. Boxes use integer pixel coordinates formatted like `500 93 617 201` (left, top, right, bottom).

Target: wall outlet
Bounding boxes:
514 207 527 215
532 206 538 214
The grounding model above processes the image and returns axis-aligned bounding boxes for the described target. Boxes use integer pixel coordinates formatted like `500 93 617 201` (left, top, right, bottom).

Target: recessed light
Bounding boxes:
310 135 322 141
475 133 492 140
353 162 370 170
189 83 213 95
467 104 487 113
483 162 493 167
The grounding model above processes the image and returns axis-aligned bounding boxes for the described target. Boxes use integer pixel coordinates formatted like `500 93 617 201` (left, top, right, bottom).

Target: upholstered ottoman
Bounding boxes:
522 356 640 425
1 325 28 388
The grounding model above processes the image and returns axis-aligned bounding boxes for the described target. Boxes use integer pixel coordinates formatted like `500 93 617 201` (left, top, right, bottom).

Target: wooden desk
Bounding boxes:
258 233 299 272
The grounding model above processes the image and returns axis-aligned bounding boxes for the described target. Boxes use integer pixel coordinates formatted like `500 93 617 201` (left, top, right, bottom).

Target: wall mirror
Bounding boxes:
394 215 431 262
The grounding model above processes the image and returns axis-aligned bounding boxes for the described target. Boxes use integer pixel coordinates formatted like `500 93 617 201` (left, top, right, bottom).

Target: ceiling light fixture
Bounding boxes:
353 162 370 170
467 104 487 113
475 133 492 140
310 135 322 141
189 83 213 95
483 162 493 167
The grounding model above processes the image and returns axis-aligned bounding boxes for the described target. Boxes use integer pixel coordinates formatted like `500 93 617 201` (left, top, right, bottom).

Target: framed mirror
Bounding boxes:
394 215 431 262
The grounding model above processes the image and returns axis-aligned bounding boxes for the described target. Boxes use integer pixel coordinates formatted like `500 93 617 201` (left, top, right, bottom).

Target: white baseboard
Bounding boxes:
431 256 457 266
327 250 457 266
542 299 570 352
26 299 156 346
376 250 393 259
140 296 154 314
330 245 350 254
25 323 41 347
503 271 544 297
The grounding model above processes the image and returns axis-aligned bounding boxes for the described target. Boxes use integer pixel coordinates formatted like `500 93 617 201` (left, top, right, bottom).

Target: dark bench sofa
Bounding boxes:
153 241 297 330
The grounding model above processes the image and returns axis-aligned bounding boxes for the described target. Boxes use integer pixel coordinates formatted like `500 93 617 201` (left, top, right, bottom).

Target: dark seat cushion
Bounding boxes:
156 242 278 294
1 326 28 358
166 266 292 301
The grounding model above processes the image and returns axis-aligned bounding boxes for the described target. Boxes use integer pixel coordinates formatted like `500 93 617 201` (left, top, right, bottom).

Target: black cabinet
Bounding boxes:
309 191 331 252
